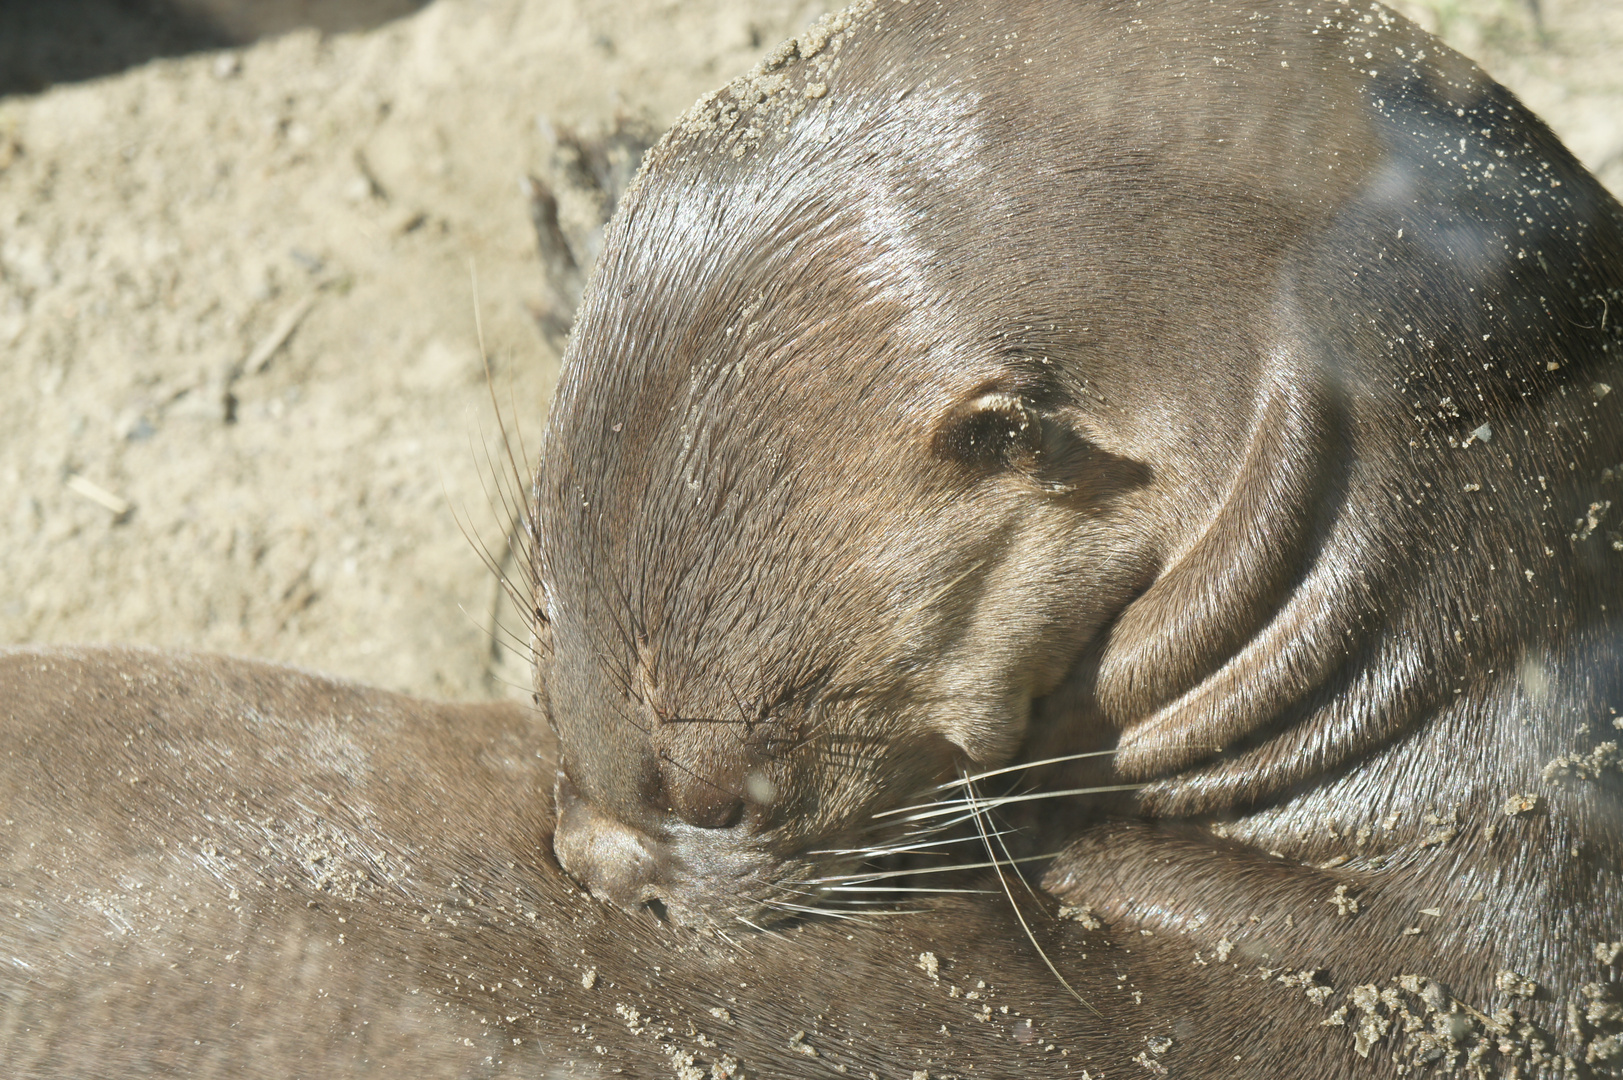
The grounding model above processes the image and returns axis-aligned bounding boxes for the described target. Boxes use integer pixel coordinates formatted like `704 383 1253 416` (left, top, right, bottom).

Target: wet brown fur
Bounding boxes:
538 0 1623 1072
0 646 1339 1077
6 0 1623 1075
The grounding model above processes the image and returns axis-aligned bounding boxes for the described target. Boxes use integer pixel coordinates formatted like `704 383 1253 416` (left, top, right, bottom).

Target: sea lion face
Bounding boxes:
532 0 1342 926
534 0 1614 926
536 210 1158 923
527 3 1259 919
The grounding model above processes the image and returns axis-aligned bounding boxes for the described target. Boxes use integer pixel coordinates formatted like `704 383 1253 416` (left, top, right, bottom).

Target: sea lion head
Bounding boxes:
535 0 1623 926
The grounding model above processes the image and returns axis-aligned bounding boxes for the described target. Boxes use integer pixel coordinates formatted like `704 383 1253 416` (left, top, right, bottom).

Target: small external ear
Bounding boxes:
931 391 1044 473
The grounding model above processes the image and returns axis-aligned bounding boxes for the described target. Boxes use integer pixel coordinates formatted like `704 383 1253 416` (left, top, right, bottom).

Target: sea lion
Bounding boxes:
5 1 1623 1077
0 645 1224 1078
537 0 1623 1072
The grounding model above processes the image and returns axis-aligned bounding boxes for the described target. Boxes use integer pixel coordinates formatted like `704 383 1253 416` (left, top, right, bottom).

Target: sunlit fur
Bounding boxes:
533 0 1622 1070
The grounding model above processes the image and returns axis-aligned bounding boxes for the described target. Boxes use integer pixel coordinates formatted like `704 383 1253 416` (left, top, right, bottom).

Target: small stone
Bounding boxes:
1057 904 1103 930
669 1048 705 1080
1494 970 1537 998
1419 807 1460 847
1589 1034 1623 1064
1502 792 1542 816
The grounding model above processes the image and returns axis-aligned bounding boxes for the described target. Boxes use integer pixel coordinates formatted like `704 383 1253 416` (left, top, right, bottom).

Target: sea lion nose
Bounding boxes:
552 771 664 910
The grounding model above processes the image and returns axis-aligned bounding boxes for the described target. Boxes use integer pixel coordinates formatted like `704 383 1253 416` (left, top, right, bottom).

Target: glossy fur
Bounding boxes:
4 0 1623 1075
538 0 1623 1073
0 646 1308 1078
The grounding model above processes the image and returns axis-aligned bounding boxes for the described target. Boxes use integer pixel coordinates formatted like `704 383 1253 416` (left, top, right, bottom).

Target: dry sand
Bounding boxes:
1 0 1619 701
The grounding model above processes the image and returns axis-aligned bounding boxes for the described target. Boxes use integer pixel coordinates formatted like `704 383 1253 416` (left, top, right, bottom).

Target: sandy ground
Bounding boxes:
1 0 1620 703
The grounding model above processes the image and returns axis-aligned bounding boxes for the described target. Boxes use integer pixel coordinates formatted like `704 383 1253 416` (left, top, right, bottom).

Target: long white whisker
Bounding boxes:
926 748 1123 794
811 896 955 907
882 799 1036 839
876 783 1146 823
763 899 871 923
734 915 788 941
887 802 1006 834
825 886 995 895
789 851 1063 887
810 828 1012 858
983 791 1044 907
820 908 929 917
964 777 1102 1019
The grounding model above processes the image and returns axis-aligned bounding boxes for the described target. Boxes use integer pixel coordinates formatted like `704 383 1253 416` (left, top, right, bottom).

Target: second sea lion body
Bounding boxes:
2 645 1608 1076
0 647 1244 1077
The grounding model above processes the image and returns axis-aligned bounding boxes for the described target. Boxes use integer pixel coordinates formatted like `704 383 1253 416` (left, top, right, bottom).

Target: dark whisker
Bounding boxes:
655 747 747 801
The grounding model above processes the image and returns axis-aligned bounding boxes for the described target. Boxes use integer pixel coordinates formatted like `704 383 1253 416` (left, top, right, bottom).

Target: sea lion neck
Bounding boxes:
1098 46 1623 812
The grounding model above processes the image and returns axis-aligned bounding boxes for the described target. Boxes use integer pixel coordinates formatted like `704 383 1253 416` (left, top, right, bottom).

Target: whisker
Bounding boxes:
767 900 929 917
824 886 995 895
796 896 935 907
926 748 1125 794
835 908 929 917
899 558 987 624
452 601 537 677
884 803 1003 835
471 260 543 553
762 899 871 923
963 777 1101 1019
734 915 789 941
809 829 1009 858
481 601 538 653
788 851 1063 887
981 790 1044 908
876 783 1147 824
